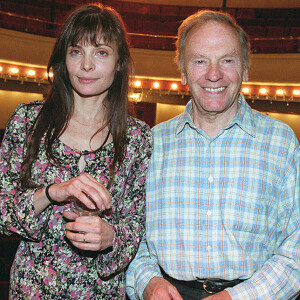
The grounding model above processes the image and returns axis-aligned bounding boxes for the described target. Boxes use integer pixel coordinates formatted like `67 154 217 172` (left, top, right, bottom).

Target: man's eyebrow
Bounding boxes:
190 53 206 59
222 50 240 57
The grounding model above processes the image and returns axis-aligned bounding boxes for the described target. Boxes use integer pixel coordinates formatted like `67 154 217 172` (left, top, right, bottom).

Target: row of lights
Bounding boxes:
135 80 175 89
133 79 300 97
0 62 299 101
242 87 300 97
0 65 53 81
133 78 187 92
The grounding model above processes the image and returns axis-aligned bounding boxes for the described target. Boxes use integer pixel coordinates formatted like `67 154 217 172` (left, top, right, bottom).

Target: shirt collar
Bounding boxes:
230 94 256 137
176 100 195 135
175 94 256 137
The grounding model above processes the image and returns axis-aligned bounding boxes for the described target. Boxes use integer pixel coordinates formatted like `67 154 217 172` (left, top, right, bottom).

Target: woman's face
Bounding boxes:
66 37 119 99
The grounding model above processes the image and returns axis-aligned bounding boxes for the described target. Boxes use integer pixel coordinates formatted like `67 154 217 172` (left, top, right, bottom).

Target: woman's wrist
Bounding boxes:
45 184 60 205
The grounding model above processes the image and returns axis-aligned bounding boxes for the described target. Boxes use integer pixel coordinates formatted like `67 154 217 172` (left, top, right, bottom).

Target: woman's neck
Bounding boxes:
72 96 107 125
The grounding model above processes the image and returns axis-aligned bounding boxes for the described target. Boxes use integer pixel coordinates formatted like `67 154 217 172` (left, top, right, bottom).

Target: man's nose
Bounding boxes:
205 64 223 81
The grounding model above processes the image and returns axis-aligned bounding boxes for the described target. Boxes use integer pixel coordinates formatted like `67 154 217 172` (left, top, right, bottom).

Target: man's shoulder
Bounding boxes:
251 109 299 146
252 109 293 132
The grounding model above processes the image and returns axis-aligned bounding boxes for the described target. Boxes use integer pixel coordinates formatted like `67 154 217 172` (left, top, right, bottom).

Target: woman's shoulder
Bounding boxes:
3 101 44 143
7 101 43 127
13 101 43 119
127 115 152 135
126 115 153 146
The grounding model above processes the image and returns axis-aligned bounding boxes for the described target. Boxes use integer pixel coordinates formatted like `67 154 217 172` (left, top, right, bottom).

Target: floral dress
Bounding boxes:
0 101 152 299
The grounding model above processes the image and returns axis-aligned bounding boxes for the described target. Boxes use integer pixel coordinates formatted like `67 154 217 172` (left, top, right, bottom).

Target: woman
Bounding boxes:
0 3 152 299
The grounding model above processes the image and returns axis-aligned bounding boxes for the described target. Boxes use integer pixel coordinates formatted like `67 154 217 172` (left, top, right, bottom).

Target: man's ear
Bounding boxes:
181 71 187 85
243 68 249 82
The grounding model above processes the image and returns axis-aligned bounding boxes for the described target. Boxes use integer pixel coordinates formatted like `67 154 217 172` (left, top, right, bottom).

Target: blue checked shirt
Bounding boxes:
126 95 300 300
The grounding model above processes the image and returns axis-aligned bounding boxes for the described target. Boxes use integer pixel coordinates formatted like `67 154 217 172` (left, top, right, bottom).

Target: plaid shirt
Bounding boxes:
126 95 300 300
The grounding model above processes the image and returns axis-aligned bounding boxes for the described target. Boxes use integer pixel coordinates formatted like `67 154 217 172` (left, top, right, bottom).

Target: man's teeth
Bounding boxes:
204 87 225 92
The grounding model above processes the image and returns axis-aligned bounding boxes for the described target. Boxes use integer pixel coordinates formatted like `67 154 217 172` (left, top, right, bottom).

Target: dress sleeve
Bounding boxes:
0 103 50 239
95 122 153 277
227 139 300 300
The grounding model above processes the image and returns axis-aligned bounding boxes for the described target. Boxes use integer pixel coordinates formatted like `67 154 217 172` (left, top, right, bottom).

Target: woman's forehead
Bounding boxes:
69 25 116 43
71 33 112 46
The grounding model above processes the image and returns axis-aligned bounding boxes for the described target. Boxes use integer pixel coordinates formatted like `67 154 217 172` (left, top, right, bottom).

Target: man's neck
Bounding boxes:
191 102 240 138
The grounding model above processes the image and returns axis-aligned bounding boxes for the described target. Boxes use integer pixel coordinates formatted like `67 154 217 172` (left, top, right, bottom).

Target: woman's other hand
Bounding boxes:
63 211 115 251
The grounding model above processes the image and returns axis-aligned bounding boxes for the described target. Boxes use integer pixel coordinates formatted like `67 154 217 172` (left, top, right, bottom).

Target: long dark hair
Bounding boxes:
21 3 132 187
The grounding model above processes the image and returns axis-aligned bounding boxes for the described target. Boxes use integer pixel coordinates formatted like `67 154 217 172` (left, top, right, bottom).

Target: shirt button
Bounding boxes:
208 176 214 182
207 246 211 251
207 210 212 216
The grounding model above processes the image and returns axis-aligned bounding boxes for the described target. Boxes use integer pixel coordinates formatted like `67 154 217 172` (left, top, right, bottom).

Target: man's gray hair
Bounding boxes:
175 10 250 71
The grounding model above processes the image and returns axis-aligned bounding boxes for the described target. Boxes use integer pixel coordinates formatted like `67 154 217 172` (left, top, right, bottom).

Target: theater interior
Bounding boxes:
0 0 299 298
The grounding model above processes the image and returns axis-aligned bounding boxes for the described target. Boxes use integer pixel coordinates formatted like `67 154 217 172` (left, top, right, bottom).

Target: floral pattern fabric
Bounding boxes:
0 101 152 299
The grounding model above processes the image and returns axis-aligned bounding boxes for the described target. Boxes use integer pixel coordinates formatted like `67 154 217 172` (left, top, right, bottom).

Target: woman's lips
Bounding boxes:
78 77 98 84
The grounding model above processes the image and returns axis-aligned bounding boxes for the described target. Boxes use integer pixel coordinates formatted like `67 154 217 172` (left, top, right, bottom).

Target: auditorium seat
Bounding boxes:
0 235 21 300
289 27 300 38
0 281 9 300
266 26 290 38
161 5 180 21
159 21 179 36
244 25 267 38
236 8 256 19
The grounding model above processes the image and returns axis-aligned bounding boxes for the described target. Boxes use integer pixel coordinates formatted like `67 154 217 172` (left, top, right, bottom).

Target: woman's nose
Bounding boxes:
81 56 95 71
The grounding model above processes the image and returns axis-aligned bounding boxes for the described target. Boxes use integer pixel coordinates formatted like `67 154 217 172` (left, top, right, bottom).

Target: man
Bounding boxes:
126 10 300 300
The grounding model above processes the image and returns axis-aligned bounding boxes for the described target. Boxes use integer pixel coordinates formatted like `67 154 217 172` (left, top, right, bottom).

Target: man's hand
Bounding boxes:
143 277 183 300
203 290 232 300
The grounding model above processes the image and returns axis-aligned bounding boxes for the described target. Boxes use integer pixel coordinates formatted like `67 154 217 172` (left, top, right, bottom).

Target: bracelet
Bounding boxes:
45 183 59 205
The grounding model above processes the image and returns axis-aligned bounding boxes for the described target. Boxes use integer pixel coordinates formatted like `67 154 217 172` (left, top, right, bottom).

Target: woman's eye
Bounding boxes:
69 49 81 55
97 50 108 57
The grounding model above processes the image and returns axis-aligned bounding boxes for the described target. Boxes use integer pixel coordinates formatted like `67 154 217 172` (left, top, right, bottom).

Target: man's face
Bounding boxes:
182 21 248 121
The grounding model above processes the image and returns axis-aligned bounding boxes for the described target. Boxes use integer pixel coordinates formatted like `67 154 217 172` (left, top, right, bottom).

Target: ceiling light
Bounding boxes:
10 67 19 74
28 70 36 76
171 83 178 90
134 80 142 88
259 88 267 95
242 87 250 94
153 82 160 89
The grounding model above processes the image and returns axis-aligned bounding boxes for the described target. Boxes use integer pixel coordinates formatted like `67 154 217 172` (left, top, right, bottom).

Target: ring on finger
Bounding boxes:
82 233 86 243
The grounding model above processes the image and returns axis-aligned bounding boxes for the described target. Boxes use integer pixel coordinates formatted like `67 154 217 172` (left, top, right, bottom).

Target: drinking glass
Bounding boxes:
70 196 103 216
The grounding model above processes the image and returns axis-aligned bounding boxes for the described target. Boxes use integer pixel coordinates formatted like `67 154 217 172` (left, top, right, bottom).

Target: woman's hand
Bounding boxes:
63 210 115 251
47 174 111 211
33 174 111 216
